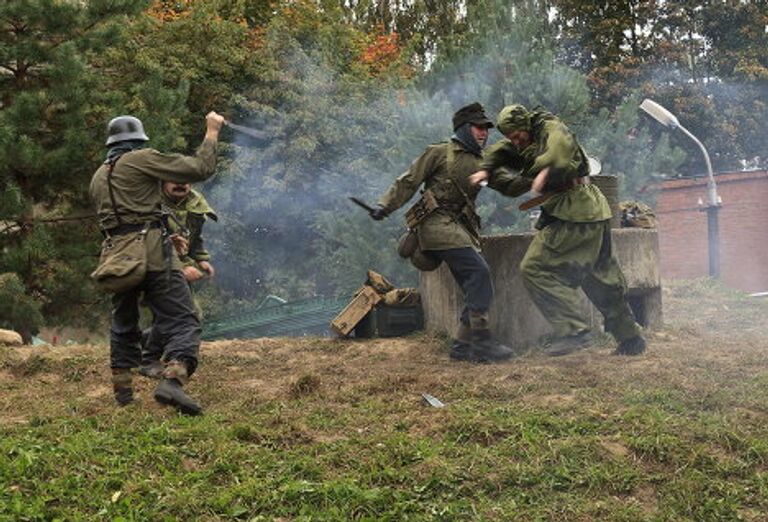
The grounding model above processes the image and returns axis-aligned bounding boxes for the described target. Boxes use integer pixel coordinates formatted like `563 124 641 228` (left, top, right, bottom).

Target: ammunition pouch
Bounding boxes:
404 189 439 229
397 230 418 259
410 248 441 272
396 229 441 271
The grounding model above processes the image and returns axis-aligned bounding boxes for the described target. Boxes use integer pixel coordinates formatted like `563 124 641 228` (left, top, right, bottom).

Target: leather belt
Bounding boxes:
102 221 162 237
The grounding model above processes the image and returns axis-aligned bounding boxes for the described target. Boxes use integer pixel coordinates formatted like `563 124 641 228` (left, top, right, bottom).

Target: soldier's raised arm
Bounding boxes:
138 112 225 184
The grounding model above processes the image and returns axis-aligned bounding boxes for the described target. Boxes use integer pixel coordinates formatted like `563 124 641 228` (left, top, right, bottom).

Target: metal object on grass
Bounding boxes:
421 393 445 408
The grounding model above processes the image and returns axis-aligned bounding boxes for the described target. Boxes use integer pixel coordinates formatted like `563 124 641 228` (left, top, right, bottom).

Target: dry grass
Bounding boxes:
1 278 768 520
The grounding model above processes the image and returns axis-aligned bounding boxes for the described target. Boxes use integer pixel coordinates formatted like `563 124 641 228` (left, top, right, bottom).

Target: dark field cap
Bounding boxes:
452 102 493 130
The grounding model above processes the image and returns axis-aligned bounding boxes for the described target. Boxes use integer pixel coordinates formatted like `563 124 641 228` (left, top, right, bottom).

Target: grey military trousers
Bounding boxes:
110 270 200 374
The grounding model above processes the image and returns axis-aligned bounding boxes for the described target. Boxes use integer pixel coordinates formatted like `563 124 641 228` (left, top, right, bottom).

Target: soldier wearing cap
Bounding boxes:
470 104 646 357
138 182 219 379
369 102 530 363
89 111 224 415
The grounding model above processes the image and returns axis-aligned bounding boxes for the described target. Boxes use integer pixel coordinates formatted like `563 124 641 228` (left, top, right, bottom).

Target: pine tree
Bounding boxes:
0 0 149 329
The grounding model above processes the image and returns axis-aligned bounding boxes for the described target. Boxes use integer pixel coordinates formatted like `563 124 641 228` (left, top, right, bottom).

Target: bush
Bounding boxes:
0 272 44 343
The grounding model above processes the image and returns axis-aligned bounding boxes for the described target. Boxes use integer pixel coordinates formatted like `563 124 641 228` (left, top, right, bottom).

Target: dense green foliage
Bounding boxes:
0 0 765 325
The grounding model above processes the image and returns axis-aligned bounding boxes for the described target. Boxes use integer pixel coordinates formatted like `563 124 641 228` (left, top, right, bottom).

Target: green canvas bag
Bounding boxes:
91 229 148 293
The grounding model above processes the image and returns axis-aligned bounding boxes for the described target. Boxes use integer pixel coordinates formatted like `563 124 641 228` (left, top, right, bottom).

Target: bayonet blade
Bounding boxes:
349 196 375 214
224 121 269 141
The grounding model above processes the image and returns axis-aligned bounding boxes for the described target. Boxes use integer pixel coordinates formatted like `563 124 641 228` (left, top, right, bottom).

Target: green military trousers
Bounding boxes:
520 219 641 342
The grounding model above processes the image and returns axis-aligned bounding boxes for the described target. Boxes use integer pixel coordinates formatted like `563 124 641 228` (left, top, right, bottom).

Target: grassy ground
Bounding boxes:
2 279 768 521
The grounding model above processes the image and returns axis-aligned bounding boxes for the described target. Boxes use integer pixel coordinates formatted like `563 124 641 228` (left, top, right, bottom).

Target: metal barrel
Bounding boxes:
591 175 621 228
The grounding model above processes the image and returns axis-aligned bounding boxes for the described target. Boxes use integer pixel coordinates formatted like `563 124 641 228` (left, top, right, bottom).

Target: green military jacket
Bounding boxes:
89 139 218 272
481 111 611 223
162 188 218 269
379 140 530 251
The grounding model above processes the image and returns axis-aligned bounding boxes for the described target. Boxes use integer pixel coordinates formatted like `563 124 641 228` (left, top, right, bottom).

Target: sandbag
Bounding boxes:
0 329 22 346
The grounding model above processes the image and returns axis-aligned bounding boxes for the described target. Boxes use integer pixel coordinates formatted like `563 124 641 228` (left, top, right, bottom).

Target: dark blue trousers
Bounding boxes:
110 270 200 374
427 247 494 325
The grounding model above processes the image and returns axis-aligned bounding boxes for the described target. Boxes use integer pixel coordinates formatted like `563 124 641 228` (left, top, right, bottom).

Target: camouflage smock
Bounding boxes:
481 111 611 223
89 138 218 271
378 140 530 251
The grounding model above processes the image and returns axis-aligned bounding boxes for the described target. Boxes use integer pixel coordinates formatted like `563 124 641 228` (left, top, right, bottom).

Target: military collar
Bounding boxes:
449 137 482 158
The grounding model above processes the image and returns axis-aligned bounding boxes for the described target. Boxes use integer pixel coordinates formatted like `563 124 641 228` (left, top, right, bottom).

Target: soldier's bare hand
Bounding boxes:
531 167 550 194
198 261 215 278
205 111 225 141
182 266 205 282
468 170 489 186
206 111 225 130
169 234 189 256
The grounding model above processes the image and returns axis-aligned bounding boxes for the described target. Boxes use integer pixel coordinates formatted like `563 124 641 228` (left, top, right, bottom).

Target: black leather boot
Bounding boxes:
614 335 646 356
449 322 474 361
111 368 134 406
470 329 516 363
544 330 594 357
153 360 202 415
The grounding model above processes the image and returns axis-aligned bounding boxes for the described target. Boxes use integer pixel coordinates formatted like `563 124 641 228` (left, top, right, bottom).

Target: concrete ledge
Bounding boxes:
419 228 662 349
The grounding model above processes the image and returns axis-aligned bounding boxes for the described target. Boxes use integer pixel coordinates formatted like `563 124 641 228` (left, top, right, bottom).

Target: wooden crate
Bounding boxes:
330 285 382 336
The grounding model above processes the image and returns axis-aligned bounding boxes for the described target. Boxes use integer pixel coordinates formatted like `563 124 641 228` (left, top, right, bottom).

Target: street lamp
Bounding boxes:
640 98 721 278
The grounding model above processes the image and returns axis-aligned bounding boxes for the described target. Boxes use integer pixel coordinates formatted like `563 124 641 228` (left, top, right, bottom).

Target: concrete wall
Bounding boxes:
419 228 662 350
656 169 768 292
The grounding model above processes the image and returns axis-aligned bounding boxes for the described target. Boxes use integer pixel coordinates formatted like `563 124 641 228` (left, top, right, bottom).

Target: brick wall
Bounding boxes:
656 170 768 292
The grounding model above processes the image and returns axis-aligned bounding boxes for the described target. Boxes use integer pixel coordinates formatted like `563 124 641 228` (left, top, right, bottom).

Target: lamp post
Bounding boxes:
640 99 721 278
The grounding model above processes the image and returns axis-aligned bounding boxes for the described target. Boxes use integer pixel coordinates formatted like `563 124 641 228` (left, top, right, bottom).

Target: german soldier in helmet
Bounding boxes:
89 111 225 414
369 102 530 363
470 104 646 357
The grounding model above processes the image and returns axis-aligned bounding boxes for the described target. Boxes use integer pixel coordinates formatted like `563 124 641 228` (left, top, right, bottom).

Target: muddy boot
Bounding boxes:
111 368 134 406
449 322 474 361
614 335 646 356
138 360 164 379
153 360 202 416
544 330 594 357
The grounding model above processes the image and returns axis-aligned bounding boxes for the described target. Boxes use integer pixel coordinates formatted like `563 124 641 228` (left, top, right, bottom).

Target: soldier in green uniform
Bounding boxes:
139 182 218 378
469 104 646 356
89 111 224 414
370 102 530 363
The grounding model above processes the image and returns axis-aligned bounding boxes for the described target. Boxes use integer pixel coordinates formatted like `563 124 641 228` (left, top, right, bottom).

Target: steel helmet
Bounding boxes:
105 115 149 146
